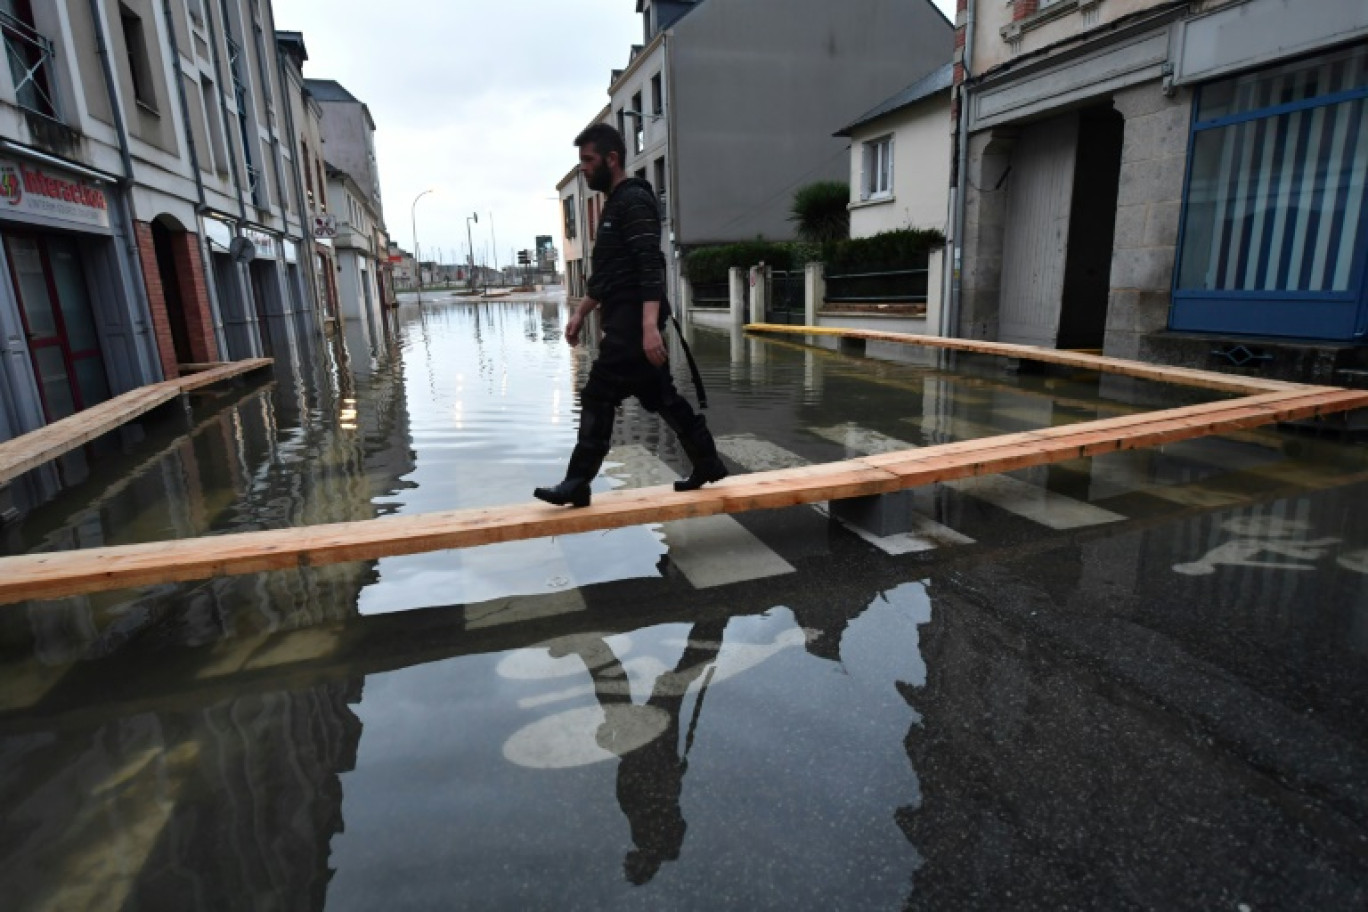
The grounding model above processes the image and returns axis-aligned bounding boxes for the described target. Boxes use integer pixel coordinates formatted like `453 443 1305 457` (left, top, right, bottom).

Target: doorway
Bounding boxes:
1058 106 1124 350
151 218 194 366
3 231 109 421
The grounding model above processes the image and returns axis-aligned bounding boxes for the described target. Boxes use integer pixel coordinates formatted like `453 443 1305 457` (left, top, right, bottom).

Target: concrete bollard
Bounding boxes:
728 266 746 328
804 261 824 327
749 264 768 325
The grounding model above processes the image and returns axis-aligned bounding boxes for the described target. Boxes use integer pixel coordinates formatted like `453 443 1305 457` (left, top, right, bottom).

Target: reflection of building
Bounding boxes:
0 0 322 504
0 305 419 907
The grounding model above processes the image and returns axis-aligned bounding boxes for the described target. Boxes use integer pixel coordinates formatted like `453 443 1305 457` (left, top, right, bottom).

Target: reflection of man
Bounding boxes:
534 123 726 508
560 620 726 884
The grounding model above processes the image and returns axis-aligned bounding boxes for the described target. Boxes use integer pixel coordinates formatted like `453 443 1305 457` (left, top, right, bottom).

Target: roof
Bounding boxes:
304 78 376 130
303 79 359 104
833 63 954 137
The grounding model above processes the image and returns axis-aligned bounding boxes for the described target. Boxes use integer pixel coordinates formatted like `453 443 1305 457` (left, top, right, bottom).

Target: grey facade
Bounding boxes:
571 1 952 308
953 0 1368 382
664 0 952 247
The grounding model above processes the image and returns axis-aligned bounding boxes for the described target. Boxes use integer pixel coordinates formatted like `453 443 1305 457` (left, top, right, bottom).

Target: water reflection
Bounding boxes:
0 295 1365 908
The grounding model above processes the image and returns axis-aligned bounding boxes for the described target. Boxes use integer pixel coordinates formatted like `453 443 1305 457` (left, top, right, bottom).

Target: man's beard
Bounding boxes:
587 161 613 193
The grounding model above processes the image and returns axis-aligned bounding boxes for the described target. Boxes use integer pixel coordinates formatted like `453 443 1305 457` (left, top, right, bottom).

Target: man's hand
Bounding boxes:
642 323 667 367
566 296 598 346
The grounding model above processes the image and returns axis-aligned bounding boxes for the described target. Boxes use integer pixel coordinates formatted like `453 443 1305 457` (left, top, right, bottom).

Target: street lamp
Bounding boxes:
465 212 479 291
411 188 434 303
489 211 498 287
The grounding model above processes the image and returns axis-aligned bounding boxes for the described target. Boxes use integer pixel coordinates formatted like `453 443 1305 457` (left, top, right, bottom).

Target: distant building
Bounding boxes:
304 78 394 311
571 0 952 305
834 63 954 333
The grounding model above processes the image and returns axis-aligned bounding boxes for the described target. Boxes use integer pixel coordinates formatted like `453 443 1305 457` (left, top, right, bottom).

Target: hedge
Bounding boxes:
682 228 945 284
682 241 794 284
823 228 945 271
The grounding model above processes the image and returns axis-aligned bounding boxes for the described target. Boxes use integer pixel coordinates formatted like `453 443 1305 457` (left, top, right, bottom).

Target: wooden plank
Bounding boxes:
745 323 1311 394
4 387 1367 605
172 358 272 392
0 359 271 485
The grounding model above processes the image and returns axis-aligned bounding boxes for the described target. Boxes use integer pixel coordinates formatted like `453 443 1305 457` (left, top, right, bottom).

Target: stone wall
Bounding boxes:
1104 81 1192 360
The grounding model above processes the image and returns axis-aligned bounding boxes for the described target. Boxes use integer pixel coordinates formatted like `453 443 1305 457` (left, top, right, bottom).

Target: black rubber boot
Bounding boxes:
535 398 614 507
661 403 728 492
533 443 604 507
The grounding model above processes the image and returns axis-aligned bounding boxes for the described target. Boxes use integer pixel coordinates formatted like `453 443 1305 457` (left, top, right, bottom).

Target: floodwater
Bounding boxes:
1 291 1366 910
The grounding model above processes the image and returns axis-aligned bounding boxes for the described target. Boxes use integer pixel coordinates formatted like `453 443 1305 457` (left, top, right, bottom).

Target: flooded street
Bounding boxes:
2 292 1367 909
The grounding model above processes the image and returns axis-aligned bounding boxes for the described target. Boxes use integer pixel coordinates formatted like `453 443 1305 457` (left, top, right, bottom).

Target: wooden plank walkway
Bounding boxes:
744 323 1308 394
0 383 1363 605
0 359 271 486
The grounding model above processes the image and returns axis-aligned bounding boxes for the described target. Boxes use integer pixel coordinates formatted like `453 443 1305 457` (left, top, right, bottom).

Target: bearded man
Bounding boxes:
534 124 726 508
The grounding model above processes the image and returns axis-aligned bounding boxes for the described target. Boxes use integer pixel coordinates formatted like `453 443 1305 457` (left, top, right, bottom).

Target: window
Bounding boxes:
1173 44 1368 340
563 195 577 239
632 91 644 154
119 3 156 111
1 0 60 119
651 73 663 116
862 135 893 200
616 108 625 142
654 157 667 216
199 76 227 175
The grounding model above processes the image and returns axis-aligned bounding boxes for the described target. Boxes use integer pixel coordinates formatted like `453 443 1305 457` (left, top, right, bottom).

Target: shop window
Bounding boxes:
1173 44 1368 340
3 233 110 422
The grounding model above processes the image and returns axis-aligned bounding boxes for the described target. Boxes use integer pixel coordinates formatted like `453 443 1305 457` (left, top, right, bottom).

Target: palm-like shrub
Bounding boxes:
789 181 850 244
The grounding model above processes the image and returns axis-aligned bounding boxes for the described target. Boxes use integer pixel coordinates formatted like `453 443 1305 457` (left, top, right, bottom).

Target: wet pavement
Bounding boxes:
1 290 1366 910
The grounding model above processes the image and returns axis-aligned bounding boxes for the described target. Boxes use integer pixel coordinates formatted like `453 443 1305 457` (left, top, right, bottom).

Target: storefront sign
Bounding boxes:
0 158 110 230
245 227 277 259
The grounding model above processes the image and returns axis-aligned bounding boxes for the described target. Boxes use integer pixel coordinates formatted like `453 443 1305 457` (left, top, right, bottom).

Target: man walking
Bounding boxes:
535 124 726 508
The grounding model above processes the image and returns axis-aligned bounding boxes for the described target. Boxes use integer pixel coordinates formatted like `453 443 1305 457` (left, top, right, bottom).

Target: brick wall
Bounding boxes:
170 231 219 364
133 221 179 380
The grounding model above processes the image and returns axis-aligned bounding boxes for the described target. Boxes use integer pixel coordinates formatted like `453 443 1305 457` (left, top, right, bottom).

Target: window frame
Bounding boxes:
861 135 894 201
1170 46 1368 341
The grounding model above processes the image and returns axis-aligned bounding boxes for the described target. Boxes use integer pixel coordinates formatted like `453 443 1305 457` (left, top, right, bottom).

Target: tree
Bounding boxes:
789 181 850 244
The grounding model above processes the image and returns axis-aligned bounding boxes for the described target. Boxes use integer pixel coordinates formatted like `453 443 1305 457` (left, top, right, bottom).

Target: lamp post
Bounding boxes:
465 212 479 291
411 188 434 303
489 211 498 288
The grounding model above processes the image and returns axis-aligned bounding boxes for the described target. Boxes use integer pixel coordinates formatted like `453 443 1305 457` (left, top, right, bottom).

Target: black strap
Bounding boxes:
670 315 708 409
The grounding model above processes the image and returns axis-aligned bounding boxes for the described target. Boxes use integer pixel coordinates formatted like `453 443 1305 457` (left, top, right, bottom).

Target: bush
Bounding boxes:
789 181 851 243
823 228 945 271
682 240 794 284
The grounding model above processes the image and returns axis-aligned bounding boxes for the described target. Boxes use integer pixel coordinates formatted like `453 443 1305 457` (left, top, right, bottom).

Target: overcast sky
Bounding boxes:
271 0 958 270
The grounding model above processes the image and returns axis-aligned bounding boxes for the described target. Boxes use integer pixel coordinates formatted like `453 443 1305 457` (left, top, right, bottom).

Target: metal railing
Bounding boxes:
690 281 731 308
824 266 928 305
1 10 60 120
767 269 805 324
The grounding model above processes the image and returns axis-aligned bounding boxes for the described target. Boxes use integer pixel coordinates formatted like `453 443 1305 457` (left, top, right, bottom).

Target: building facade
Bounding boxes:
304 78 392 313
564 0 953 308
952 0 1368 379
276 30 337 323
0 0 316 455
